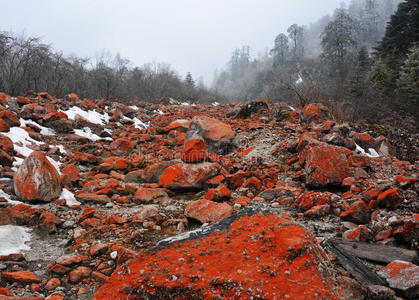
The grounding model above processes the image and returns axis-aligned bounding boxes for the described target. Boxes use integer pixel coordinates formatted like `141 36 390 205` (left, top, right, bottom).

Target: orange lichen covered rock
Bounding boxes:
93 210 341 299
186 115 235 154
300 144 351 187
184 199 232 223
181 138 206 163
159 162 219 190
13 151 61 202
300 103 330 124
164 119 190 133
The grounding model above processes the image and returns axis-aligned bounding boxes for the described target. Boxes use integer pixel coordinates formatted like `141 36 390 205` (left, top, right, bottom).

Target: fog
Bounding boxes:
0 0 349 84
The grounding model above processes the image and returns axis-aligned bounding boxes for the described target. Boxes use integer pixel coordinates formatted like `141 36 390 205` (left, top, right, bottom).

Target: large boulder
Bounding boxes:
93 209 343 299
14 151 62 202
159 162 220 190
185 115 235 155
299 144 352 187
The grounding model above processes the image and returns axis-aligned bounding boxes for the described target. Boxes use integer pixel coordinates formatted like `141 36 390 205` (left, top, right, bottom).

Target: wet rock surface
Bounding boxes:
0 94 416 299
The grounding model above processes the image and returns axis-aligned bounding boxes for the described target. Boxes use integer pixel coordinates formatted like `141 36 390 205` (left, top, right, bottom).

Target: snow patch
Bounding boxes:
19 118 56 136
0 225 31 256
74 127 111 142
129 105 139 110
212 102 220 106
355 143 380 158
132 117 149 129
60 188 80 207
0 189 22 205
60 107 110 126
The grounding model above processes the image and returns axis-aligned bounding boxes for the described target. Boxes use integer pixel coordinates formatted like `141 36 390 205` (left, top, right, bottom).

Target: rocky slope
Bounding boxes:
0 93 417 299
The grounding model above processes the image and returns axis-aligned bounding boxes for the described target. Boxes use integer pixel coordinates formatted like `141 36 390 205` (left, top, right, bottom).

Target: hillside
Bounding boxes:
0 92 417 299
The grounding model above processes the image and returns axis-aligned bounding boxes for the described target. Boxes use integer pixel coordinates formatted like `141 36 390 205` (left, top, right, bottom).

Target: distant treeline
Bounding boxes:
0 32 220 104
212 0 418 129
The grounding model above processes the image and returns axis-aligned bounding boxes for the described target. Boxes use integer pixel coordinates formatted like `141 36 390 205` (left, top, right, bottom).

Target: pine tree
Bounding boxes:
397 45 419 105
321 8 357 81
185 72 195 88
270 33 289 68
375 0 419 71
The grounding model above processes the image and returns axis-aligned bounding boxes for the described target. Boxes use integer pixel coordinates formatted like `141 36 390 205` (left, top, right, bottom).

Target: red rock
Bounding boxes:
304 204 330 217
16 96 30 105
42 111 68 121
68 266 92 283
89 244 109 257
376 189 402 209
135 187 169 204
187 115 235 154
300 144 351 187
67 93 79 102
107 214 125 224
1 271 41 284
204 185 231 202
91 271 108 283
0 287 13 296
225 170 248 189
76 192 111 203
243 176 262 190
44 278 61 291
184 199 232 223
132 205 160 223
73 152 97 164
110 138 134 155
0 110 20 127
94 211 343 299
39 211 62 233
14 151 61 202
78 207 96 222
181 138 206 163
340 200 370 224
362 188 381 202
56 253 88 266
79 99 95 109
351 131 375 149
60 164 79 186
49 264 71 275
81 217 101 227
0 118 10 132
233 196 251 207
0 134 14 155
296 192 334 211
343 225 371 242
159 162 219 190
300 103 330 124
164 119 190 132
378 261 419 298
392 214 419 245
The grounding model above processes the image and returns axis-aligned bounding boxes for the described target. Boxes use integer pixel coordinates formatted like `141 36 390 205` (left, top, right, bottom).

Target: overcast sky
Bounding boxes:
1 0 347 84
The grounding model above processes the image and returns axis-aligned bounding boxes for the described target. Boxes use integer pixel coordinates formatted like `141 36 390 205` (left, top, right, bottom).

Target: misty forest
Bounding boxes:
0 0 418 299
1 0 418 128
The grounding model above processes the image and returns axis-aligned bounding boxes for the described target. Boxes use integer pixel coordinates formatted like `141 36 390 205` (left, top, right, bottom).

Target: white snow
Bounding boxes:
212 102 220 106
355 143 380 158
3 127 41 158
0 189 22 205
129 105 139 110
288 105 296 111
60 107 110 126
74 127 111 142
169 98 180 105
19 118 56 136
132 117 149 129
60 188 80 207
47 157 62 174
0 225 31 256
56 144 67 154
296 74 303 85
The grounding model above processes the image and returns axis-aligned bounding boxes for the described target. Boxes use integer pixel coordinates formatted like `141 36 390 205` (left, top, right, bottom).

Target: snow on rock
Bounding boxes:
0 225 31 256
0 189 22 205
60 107 110 126
19 118 56 136
3 127 41 158
74 127 111 142
355 143 380 158
132 117 149 129
60 188 81 207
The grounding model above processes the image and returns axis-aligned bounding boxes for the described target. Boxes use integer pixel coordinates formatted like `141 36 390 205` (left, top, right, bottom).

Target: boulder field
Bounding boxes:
0 92 416 299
